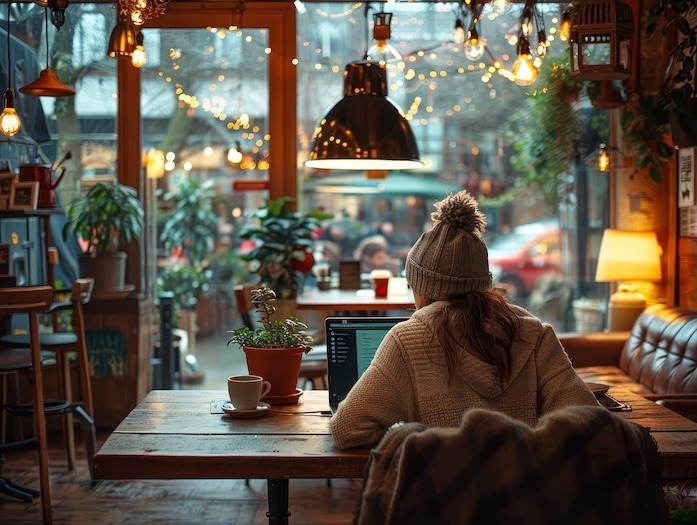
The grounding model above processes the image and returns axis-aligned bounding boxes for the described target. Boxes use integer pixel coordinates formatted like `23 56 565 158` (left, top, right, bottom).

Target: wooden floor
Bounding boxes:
0 430 363 524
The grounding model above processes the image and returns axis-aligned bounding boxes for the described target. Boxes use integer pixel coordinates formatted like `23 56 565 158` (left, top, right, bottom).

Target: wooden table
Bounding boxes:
296 288 415 311
93 389 697 524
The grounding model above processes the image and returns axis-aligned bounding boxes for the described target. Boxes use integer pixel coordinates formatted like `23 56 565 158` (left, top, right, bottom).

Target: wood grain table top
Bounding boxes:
296 288 415 311
93 389 697 482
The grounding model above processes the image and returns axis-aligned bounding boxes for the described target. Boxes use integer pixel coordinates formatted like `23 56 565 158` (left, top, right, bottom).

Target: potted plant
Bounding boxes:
227 286 313 404
238 197 333 299
62 181 144 292
645 0 697 146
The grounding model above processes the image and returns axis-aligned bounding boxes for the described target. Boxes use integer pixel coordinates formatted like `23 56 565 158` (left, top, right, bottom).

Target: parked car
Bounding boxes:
488 222 562 304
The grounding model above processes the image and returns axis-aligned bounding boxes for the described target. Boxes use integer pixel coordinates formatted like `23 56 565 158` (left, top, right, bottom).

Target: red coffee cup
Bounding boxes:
370 270 392 298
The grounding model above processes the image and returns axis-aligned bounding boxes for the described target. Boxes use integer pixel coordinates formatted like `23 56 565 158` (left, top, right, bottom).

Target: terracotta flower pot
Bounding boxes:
243 345 305 404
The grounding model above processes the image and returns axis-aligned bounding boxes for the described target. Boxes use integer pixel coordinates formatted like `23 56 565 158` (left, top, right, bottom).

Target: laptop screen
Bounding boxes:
326 316 409 408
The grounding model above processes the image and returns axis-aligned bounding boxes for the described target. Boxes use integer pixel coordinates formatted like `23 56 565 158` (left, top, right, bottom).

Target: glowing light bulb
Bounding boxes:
367 41 402 63
512 37 538 86
598 145 610 172
559 9 571 42
0 90 21 137
464 29 485 61
131 32 146 68
453 18 465 44
131 45 146 67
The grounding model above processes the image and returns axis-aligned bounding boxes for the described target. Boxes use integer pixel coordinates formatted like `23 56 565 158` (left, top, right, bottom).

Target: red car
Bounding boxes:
488 223 562 303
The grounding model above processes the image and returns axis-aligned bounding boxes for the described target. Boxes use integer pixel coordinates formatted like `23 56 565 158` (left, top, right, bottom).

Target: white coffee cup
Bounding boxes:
227 375 272 410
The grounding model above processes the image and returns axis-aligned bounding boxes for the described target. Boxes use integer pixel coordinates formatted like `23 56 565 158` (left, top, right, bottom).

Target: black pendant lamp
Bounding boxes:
20 8 75 97
305 60 422 171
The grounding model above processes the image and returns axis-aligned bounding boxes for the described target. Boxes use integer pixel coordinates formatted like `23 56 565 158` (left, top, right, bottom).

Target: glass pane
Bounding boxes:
297 3 610 332
1 3 113 287
141 26 270 316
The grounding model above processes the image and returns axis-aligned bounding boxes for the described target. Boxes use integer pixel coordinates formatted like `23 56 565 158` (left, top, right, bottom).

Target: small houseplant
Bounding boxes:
227 286 312 403
62 181 144 292
645 0 697 146
238 197 332 299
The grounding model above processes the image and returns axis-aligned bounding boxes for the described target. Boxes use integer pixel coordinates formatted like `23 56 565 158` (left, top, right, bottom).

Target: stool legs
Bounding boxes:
29 313 53 525
58 352 77 471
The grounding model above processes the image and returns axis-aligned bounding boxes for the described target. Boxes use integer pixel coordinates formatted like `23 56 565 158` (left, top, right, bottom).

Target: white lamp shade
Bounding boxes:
594 229 662 282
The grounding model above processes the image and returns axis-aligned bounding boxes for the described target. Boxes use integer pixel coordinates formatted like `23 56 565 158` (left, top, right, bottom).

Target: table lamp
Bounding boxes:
594 229 662 331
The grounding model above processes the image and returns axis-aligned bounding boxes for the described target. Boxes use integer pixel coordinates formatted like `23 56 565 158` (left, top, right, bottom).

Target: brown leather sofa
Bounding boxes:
559 303 697 509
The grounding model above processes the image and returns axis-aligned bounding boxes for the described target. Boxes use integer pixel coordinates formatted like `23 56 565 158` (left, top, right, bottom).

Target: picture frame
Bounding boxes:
0 172 17 195
9 181 39 210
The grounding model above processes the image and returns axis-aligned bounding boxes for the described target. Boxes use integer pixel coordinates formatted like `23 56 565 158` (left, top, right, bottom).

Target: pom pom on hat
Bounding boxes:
431 191 486 236
406 190 491 300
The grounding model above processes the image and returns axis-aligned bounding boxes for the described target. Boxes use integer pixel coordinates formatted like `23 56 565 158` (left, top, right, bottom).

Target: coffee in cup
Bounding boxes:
227 374 272 410
370 269 393 298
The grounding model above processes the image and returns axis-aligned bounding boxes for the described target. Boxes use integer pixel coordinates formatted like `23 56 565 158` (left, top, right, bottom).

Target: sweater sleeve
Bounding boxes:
330 331 413 450
535 325 598 415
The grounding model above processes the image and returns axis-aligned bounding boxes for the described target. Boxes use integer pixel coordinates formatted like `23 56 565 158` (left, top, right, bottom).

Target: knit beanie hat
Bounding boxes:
406 190 491 300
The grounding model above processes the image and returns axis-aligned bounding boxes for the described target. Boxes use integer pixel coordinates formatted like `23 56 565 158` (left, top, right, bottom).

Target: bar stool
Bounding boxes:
1 278 97 477
0 285 54 524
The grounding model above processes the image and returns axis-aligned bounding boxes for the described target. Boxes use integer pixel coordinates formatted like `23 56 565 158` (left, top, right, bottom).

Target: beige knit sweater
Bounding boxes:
330 301 598 450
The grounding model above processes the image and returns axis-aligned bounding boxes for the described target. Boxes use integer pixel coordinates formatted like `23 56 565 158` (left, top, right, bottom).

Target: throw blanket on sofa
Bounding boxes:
355 405 667 525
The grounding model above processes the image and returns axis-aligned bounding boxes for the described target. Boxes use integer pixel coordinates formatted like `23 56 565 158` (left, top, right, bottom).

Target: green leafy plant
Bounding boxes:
157 264 211 322
619 94 674 183
226 286 313 352
238 197 332 299
503 56 584 211
62 181 144 256
159 176 218 266
645 0 697 139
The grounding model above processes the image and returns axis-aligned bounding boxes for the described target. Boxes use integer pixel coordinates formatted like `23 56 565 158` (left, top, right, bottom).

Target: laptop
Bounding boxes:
326 316 409 414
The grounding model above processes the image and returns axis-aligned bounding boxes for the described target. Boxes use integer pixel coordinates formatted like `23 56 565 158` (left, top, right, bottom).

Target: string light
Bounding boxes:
512 35 538 86
598 144 610 172
131 31 146 68
1 0 21 137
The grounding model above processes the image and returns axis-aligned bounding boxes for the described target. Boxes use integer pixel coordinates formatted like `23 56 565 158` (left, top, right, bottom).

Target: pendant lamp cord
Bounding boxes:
6 0 10 91
45 7 49 69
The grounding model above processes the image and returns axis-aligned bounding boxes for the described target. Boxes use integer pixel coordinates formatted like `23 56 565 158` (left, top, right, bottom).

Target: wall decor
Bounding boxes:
9 181 39 210
0 172 16 195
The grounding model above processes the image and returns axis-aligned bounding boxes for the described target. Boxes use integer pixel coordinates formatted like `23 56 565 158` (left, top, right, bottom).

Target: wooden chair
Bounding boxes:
233 283 328 390
1 278 97 477
0 285 54 524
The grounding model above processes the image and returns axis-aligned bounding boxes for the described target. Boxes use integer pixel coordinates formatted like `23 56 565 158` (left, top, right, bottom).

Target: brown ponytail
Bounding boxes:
432 288 521 384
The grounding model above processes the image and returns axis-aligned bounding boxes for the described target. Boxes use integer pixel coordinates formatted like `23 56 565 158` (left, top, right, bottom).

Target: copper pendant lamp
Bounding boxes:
19 8 75 97
305 60 422 171
107 16 137 57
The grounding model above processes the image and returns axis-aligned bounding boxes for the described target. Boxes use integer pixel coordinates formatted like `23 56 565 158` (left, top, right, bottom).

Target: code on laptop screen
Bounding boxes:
326 318 408 404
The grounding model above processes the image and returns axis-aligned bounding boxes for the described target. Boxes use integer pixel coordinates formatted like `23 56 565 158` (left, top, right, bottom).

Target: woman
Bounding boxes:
330 191 597 450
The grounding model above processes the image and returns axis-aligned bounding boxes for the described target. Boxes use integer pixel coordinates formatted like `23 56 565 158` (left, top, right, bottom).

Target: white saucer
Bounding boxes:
222 401 270 418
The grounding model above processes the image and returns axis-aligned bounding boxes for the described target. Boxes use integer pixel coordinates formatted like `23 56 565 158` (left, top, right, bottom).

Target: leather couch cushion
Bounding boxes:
620 305 697 396
575 366 655 396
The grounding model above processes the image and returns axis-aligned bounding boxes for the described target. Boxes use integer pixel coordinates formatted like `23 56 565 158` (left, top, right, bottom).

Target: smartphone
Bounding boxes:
597 393 631 412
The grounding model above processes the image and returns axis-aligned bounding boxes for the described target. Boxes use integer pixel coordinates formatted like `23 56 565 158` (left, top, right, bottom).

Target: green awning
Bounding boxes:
303 172 462 197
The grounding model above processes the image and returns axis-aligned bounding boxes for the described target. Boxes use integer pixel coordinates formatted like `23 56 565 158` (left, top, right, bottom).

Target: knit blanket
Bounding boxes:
355 405 668 525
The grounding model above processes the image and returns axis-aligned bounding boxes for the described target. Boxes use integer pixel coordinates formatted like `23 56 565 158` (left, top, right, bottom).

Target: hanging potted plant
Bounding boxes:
62 181 144 292
237 196 333 300
227 286 313 404
645 0 697 147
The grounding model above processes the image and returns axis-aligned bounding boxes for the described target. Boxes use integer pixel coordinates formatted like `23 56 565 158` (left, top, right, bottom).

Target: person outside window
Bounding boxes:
331 191 597 450
353 235 402 277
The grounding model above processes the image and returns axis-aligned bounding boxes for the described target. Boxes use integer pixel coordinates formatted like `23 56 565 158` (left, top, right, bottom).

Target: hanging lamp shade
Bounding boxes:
20 67 75 96
107 19 137 57
569 0 635 80
305 60 422 170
